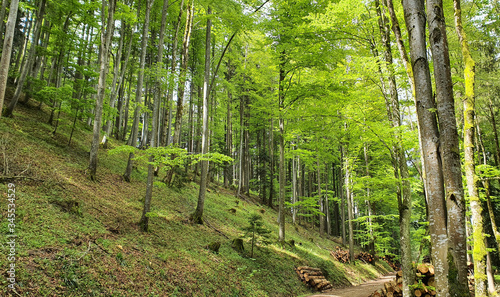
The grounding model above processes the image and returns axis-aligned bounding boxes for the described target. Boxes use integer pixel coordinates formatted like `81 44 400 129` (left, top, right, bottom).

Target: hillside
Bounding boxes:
0 98 392 296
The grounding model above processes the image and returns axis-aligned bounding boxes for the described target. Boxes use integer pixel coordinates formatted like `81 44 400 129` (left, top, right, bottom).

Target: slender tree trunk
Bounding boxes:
0 0 19 118
162 0 184 146
124 0 153 182
488 98 500 167
375 1 413 293
292 154 297 225
339 150 346 245
88 0 116 181
106 22 133 138
402 0 449 295
192 6 211 225
268 117 274 207
486 244 498 296
0 0 8 43
318 157 325 236
277 51 286 244
5 0 46 117
454 0 487 294
139 0 166 232
344 152 354 262
172 0 193 147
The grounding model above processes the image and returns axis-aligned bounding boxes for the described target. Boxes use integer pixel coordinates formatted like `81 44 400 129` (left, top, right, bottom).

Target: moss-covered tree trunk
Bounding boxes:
453 0 487 294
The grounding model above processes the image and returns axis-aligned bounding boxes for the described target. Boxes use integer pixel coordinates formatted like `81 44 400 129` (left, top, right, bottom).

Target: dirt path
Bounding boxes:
306 274 396 297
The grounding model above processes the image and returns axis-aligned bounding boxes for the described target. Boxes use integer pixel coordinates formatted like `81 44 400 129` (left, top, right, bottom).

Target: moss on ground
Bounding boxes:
0 97 392 296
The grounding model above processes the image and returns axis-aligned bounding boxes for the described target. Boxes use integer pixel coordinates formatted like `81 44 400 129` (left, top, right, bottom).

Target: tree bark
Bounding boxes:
318 157 325 236
192 6 211 225
88 0 116 181
454 0 487 294
172 0 194 147
162 0 184 146
427 0 469 293
124 0 154 182
4 0 46 117
0 0 8 43
0 0 19 118
278 51 286 244
139 0 167 232
401 0 449 295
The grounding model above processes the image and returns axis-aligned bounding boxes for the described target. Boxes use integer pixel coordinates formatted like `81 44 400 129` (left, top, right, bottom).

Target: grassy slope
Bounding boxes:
0 99 392 296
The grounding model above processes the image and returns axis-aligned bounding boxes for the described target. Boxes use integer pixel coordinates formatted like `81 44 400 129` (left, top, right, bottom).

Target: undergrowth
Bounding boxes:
0 95 392 296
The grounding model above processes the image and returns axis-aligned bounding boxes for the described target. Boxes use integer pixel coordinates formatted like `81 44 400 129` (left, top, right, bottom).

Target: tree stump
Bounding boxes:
231 238 244 253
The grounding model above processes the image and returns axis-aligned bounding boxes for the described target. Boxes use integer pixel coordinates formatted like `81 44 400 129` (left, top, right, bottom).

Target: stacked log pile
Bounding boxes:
370 270 403 297
330 246 350 263
412 263 436 297
295 266 333 292
369 264 437 297
355 251 374 264
382 255 400 270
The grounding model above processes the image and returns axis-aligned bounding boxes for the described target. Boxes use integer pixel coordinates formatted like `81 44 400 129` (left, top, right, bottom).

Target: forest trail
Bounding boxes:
307 273 396 297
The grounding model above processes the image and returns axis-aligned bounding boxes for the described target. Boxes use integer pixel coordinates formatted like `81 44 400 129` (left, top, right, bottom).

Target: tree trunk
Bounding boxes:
124 0 153 182
344 151 354 262
172 0 194 147
488 98 500 167
192 6 211 225
5 0 46 116
0 0 19 118
0 0 8 43
88 0 116 181
427 0 469 293
139 0 166 232
401 0 449 295
268 117 274 207
374 0 413 293
162 0 184 147
318 157 325 236
278 51 286 244
454 0 487 294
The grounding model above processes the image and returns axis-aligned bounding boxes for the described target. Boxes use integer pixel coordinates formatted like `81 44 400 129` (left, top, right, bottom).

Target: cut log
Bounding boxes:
417 263 429 274
415 289 422 297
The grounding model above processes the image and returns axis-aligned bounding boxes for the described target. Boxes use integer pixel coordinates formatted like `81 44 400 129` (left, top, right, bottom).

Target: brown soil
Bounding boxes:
307 274 396 297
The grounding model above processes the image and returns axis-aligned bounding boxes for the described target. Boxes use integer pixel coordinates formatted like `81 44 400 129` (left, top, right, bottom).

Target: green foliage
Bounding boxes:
240 214 272 258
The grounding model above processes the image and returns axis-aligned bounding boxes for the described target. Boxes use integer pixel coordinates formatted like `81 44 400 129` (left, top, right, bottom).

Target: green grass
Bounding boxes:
0 97 392 296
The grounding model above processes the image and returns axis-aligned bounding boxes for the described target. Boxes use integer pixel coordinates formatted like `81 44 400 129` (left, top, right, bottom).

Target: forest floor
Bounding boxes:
0 91 392 296
305 273 396 297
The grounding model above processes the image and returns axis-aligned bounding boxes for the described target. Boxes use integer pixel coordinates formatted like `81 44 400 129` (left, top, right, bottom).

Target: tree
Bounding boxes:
4 0 47 117
0 0 19 118
453 0 487 294
401 0 450 294
124 0 155 182
241 213 271 258
192 5 211 225
139 0 167 232
89 0 117 181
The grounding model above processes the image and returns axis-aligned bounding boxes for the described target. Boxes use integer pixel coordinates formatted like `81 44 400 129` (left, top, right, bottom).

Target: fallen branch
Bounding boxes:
204 219 229 239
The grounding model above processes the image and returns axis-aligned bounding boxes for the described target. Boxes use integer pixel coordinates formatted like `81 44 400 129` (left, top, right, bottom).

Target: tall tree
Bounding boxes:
192 5 211 225
88 0 116 180
0 0 19 118
4 0 47 117
426 0 469 293
124 0 154 182
453 0 487 294
139 0 167 232
401 0 450 294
